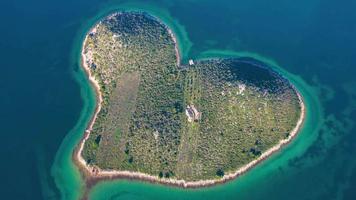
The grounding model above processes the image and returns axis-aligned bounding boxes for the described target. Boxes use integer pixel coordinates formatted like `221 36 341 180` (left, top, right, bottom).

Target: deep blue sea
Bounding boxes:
1 0 355 199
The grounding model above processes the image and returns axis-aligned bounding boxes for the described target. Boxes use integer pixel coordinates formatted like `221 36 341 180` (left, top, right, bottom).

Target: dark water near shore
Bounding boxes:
1 0 356 199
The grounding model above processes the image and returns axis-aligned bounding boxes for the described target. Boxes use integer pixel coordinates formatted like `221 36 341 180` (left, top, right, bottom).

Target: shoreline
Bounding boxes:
74 13 306 189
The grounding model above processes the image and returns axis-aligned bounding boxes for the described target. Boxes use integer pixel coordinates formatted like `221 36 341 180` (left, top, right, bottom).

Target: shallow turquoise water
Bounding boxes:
1 0 355 199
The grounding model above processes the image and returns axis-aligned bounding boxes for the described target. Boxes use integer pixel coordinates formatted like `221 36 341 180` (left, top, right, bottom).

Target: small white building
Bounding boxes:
237 84 246 95
185 105 201 122
189 59 194 66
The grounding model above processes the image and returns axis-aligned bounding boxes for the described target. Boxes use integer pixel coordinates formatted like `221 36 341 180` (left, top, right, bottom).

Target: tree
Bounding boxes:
216 168 224 177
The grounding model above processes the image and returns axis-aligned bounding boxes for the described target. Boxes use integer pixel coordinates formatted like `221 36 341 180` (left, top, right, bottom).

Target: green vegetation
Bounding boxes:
82 12 301 181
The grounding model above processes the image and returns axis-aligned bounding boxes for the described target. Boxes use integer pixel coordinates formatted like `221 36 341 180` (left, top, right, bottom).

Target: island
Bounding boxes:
75 11 305 188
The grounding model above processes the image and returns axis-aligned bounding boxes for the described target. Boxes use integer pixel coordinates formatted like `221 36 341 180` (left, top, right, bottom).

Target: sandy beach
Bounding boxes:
74 14 306 189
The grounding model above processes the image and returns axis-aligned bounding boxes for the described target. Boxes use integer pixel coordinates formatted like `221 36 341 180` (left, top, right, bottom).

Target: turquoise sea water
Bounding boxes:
1 0 355 199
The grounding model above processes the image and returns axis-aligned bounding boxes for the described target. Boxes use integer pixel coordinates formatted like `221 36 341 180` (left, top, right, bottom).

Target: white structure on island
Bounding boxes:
237 83 246 95
189 59 194 66
185 104 201 122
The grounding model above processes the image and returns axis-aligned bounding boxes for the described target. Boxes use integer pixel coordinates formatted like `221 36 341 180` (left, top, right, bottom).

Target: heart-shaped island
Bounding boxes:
76 12 304 187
